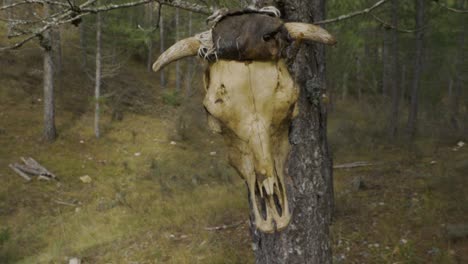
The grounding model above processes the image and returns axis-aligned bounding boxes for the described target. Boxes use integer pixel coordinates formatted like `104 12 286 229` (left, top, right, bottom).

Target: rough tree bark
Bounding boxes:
94 9 102 139
250 0 333 263
42 3 57 142
406 0 424 139
388 0 400 138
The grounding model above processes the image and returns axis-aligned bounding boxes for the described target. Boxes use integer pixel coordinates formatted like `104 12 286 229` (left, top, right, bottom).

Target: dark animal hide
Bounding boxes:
212 13 291 61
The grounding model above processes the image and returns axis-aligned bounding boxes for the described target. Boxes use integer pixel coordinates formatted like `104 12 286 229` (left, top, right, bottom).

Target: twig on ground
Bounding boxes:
53 199 77 206
333 161 374 169
8 157 57 181
204 220 245 231
8 164 32 181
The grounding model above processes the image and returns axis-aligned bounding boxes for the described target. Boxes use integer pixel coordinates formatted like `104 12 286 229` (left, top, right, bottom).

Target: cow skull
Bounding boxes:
152 8 335 233
203 59 298 232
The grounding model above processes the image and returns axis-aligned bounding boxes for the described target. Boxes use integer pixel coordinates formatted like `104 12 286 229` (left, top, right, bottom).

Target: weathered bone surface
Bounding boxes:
203 60 298 232
152 7 335 233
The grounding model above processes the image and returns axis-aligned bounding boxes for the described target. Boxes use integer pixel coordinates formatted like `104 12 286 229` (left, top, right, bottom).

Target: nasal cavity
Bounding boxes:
215 84 226 104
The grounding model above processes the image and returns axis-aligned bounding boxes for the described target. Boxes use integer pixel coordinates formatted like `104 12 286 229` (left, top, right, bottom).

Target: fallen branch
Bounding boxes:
9 157 57 181
333 161 373 169
53 199 77 206
8 164 32 181
204 220 245 231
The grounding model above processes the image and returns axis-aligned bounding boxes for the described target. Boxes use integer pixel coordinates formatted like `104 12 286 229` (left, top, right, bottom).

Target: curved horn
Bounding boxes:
152 37 200 72
284 23 337 45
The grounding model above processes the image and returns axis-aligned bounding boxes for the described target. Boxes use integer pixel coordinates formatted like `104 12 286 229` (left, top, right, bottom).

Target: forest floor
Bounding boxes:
1 40 467 264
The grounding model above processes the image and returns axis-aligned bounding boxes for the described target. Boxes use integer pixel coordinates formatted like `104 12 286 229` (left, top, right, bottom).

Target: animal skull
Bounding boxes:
152 8 335 233
204 59 297 232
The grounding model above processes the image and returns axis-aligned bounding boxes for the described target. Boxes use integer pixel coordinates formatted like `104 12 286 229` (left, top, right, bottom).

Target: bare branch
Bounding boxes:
0 0 96 50
0 33 39 50
0 0 67 11
81 0 212 15
370 13 427 33
432 1 468 13
314 0 423 33
315 0 388 25
0 0 212 51
0 17 38 25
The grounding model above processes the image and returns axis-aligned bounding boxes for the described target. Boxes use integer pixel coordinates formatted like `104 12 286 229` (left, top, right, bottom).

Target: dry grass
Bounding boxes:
329 100 468 264
0 93 253 263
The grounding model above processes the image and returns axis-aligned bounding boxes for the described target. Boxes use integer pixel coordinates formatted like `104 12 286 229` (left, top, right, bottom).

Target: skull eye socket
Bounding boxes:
263 33 274 42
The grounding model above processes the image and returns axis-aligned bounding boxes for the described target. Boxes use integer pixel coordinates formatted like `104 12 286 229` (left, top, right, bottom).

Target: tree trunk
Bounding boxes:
79 19 88 71
4 0 12 36
146 2 154 72
185 11 194 96
175 8 181 92
400 64 406 102
382 28 390 97
356 56 362 101
388 0 400 138
42 3 57 142
449 0 466 130
159 12 166 89
341 72 348 100
51 4 62 75
94 10 102 139
406 0 424 139
251 1 333 263
372 25 380 93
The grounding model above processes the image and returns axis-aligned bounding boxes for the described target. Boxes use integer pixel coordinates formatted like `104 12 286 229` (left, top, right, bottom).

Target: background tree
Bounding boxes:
388 0 400 138
160 7 166 89
94 5 102 139
449 0 467 131
42 2 57 142
406 0 425 139
145 2 155 73
175 8 181 92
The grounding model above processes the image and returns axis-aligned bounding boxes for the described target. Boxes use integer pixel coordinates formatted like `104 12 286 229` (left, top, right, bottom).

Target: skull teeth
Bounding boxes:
262 177 276 196
257 180 264 198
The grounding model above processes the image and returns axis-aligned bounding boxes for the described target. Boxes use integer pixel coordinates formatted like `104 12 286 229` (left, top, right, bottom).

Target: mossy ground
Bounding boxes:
1 26 467 263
